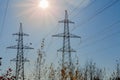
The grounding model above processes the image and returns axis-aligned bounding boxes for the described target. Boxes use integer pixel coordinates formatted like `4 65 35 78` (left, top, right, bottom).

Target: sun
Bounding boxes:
39 0 49 9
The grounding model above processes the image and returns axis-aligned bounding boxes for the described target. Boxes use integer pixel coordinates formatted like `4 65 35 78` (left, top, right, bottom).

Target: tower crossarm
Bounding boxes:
58 20 74 24
52 33 81 38
69 34 81 38
7 45 34 49
52 33 64 37
10 58 29 62
7 45 18 49
13 33 29 36
57 47 76 52
23 46 34 49
10 58 18 62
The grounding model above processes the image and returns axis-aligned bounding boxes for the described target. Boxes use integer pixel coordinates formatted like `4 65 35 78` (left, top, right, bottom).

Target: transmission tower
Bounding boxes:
52 10 80 79
7 23 34 80
35 39 45 80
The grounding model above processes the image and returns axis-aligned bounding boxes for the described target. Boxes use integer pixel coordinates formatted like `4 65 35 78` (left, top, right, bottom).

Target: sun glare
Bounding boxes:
39 0 49 9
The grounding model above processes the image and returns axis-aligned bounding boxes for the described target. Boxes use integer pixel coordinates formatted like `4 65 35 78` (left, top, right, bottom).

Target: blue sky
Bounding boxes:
0 0 120 77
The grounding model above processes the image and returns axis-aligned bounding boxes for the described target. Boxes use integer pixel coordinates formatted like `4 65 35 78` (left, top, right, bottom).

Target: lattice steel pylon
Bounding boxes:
7 23 34 80
52 10 80 80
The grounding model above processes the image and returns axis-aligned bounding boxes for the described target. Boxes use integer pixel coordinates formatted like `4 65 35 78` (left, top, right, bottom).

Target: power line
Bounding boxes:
69 0 87 16
44 0 118 54
70 0 97 18
69 19 120 51
80 41 120 57
0 0 10 39
71 0 120 31
82 20 120 43
76 27 120 50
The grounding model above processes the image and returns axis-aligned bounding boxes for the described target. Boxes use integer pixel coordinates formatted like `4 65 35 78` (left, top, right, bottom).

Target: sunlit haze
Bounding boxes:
39 0 49 9
0 0 120 80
